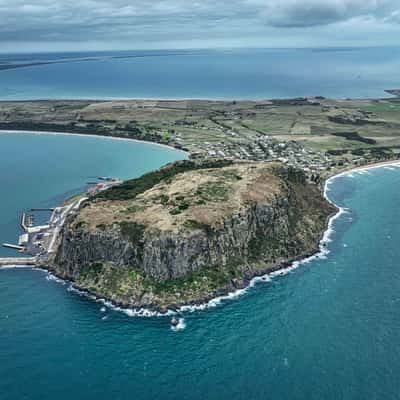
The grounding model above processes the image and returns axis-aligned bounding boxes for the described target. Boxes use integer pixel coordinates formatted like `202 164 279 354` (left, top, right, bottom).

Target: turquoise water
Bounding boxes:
0 47 399 100
1 134 400 399
0 132 186 256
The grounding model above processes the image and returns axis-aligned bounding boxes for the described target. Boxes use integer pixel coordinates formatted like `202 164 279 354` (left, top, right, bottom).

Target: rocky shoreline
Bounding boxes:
42 156 400 314
45 160 336 312
43 202 338 314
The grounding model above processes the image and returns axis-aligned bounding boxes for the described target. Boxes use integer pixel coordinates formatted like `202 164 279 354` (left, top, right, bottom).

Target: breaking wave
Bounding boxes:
171 318 186 331
42 161 400 318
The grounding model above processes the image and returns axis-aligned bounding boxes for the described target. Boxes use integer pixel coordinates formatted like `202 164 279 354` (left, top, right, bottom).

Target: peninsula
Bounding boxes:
2 93 400 309
50 160 335 310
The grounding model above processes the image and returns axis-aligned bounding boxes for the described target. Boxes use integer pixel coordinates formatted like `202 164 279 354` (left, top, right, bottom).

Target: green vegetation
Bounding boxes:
144 259 245 296
76 263 144 301
159 194 169 205
184 219 214 236
248 227 284 262
221 170 243 181
196 181 231 202
273 165 306 183
79 262 104 280
178 201 190 211
120 203 146 214
331 131 376 145
75 221 86 229
59 160 335 309
169 208 182 215
75 260 246 306
4 99 400 167
363 100 400 114
119 221 145 244
96 159 233 201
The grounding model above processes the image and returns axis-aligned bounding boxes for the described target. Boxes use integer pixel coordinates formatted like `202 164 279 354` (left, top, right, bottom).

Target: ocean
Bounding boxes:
1 134 400 399
1 48 400 399
0 47 399 100
0 132 186 257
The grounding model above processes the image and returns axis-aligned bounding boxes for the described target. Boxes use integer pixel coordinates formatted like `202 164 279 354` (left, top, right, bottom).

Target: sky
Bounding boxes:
1 0 400 52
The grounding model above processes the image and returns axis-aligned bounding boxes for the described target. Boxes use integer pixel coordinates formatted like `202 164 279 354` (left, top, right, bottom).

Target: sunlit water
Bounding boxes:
1 133 400 399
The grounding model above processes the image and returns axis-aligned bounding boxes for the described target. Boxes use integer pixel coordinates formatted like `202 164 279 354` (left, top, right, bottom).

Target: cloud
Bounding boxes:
0 0 399 49
253 0 398 27
385 9 400 23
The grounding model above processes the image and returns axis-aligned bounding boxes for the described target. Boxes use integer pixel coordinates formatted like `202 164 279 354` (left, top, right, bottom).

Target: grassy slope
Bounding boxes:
66 162 332 310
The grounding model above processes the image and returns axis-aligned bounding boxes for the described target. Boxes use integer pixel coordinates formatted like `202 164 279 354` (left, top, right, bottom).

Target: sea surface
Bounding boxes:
1 133 400 399
0 47 399 100
0 132 186 257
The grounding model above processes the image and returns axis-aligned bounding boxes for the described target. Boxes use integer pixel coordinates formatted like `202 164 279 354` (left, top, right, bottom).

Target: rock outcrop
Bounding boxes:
50 160 336 310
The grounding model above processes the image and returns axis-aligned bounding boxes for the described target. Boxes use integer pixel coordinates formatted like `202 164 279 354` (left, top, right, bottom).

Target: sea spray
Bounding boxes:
171 318 186 332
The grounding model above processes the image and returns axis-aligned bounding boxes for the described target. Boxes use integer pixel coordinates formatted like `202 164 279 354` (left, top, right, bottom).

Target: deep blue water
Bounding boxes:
0 47 399 100
1 134 400 399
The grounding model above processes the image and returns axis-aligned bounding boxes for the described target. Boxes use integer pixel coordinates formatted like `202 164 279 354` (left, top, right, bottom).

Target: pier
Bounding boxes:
2 196 90 262
1 176 120 262
2 243 25 251
0 257 37 266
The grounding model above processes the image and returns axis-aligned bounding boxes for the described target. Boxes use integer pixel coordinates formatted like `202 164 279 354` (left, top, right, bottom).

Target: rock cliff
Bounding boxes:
50 160 335 310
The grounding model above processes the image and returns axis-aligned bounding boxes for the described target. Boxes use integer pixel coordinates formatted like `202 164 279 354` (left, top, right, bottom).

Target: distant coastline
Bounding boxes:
2 94 400 313
0 90 398 102
1 47 399 101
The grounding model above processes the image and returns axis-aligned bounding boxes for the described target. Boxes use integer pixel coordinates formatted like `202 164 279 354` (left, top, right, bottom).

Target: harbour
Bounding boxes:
1 177 122 266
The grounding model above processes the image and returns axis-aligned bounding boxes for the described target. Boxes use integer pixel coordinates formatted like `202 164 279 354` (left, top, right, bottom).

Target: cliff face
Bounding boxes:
52 161 335 310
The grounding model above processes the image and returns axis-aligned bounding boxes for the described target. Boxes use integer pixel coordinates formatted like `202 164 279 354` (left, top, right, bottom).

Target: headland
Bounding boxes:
2 93 400 310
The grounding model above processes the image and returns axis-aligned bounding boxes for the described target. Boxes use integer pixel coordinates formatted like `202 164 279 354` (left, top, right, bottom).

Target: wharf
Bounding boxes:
0 257 37 266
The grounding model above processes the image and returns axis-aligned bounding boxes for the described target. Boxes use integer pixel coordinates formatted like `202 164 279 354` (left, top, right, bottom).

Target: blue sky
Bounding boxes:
1 0 400 52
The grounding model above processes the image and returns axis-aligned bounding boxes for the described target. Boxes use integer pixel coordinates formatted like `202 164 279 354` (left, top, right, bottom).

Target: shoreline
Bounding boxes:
2 130 400 315
0 91 396 102
330 159 400 177
171 158 400 315
51 158 400 317
35 176 340 317
0 129 189 157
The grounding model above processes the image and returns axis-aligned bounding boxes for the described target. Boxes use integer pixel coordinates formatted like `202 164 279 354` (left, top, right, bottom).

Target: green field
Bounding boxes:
1 96 400 160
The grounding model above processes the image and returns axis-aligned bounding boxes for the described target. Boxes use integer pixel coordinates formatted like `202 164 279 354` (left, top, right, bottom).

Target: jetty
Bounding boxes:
1 176 121 264
0 257 37 266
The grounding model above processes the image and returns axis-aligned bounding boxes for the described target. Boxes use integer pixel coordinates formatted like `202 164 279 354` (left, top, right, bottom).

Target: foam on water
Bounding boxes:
41 161 400 318
45 273 67 285
171 318 186 332
174 172 352 314
42 173 347 317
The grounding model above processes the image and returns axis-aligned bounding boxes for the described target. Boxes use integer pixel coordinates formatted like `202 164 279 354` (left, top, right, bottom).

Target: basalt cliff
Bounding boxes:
50 160 335 311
